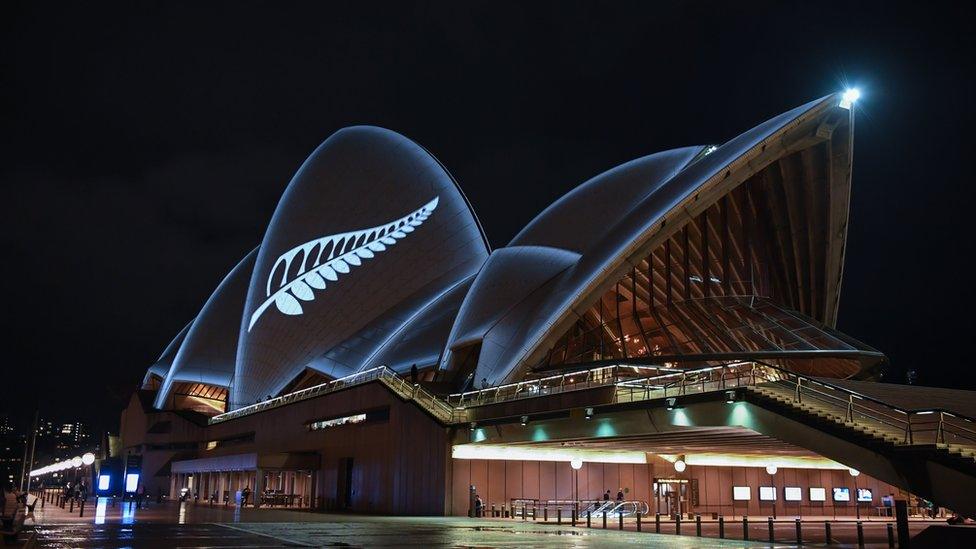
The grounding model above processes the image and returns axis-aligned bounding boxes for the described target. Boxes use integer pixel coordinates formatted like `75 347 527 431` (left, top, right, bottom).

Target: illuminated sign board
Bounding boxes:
309 413 367 431
98 475 111 491
809 487 826 502
759 486 776 501
732 486 751 501
832 487 851 502
125 473 140 493
857 489 873 502
784 487 802 501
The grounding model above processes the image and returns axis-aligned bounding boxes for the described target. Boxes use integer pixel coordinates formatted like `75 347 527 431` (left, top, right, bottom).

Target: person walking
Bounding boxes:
616 489 624 502
603 489 611 501
241 486 251 507
474 494 484 517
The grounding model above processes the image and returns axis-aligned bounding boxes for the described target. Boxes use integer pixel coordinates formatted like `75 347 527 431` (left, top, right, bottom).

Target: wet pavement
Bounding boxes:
20 498 948 547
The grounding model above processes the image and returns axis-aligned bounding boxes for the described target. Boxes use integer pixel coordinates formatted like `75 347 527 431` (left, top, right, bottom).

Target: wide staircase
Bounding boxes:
744 376 976 517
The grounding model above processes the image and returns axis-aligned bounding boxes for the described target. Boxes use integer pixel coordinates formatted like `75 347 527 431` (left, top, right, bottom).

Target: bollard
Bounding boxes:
544 507 548 522
887 522 895 547
504 505 509 518
571 508 576 527
824 521 832 544
636 511 641 532
491 504 496 517
69 498 74 512
532 506 537 521
557 508 562 525
719 515 725 538
795 517 802 545
655 512 661 533
742 516 749 541
856 521 864 548
676 513 681 535
768 517 774 543
79 499 85 518
696 514 702 537
523 505 527 521
587 510 591 528
603 510 607 529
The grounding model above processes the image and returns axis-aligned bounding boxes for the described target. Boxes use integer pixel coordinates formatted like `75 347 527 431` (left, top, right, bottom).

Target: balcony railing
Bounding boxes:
209 359 976 456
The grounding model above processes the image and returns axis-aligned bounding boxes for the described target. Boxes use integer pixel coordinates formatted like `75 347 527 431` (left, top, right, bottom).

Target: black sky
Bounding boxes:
2 1 974 432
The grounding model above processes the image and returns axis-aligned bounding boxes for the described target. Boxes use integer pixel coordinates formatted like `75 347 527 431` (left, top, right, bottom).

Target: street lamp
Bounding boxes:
849 468 861 519
766 465 778 519
571 457 583 510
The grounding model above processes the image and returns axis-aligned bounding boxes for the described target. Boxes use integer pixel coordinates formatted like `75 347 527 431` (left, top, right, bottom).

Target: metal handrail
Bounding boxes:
209 357 976 452
209 366 460 425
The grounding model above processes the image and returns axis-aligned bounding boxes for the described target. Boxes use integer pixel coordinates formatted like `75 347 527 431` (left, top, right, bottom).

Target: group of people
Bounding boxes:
61 480 89 503
603 488 626 502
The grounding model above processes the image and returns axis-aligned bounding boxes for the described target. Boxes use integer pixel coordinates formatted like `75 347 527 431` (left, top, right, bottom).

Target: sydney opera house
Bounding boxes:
120 92 976 519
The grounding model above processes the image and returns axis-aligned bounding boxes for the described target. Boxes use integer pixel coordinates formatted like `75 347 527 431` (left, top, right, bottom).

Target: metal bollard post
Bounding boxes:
69 498 74 512
795 517 802 545
532 506 537 521
79 499 85 517
824 521 831 544
617 510 622 530
504 505 509 518
544 507 548 522
571 508 576 527
696 514 702 536
719 515 725 538
655 512 661 533
676 513 681 535
856 521 864 548
491 504 496 517
636 511 641 532
523 505 527 521
587 510 591 528
603 510 607 529
768 517 775 543
742 516 749 541
887 522 895 547
557 508 562 525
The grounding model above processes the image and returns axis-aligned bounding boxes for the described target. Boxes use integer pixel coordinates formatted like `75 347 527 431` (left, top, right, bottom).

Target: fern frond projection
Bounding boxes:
247 196 439 331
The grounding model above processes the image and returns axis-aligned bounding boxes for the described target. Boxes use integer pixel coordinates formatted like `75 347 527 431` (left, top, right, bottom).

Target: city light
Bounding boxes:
839 88 860 109
82 452 96 465
766 465 778 475
674 459 687 472
849 467 860 477
570 457 583 470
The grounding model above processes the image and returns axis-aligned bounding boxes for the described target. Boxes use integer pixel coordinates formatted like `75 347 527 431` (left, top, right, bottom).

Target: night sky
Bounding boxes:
2 1 973 433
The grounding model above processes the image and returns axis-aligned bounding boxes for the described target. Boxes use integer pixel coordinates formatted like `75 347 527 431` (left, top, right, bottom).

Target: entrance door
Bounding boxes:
337 458 354 510
654 478 690 517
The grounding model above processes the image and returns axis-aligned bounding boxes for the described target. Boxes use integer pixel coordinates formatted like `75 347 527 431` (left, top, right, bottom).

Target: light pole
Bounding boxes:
849 468 860 519
766 465 778 519
571 457 583 509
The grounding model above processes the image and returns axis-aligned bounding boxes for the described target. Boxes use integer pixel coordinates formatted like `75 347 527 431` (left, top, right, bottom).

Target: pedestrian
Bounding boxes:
603 489 611 501
474 494 484 517
616 488 624 502
78 480 89 503
241 486 251 507
137 484 146 509
1 482 24 544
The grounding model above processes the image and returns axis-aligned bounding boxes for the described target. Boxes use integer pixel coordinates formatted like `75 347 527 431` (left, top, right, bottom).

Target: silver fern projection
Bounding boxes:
248 196 440 331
